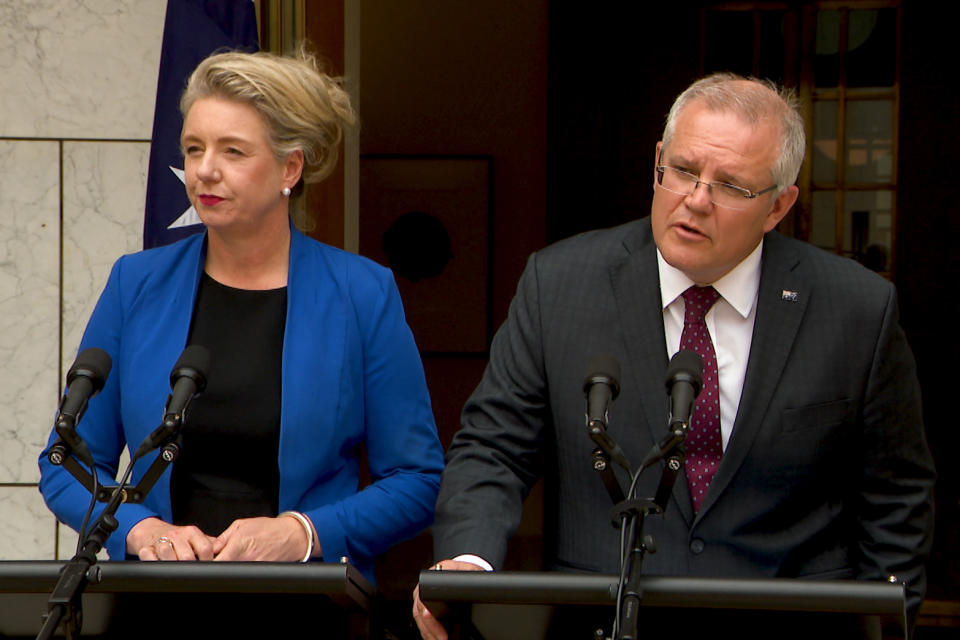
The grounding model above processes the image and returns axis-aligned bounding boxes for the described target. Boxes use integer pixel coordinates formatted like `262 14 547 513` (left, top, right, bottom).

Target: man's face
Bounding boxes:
651 100 799 284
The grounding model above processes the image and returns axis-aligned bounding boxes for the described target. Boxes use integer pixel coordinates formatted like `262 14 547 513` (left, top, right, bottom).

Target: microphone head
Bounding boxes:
583 355 621 398
66 347 113 394
665 350 703 395
171 345 211 393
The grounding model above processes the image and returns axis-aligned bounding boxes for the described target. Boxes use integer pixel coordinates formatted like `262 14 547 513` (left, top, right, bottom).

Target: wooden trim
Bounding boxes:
888 1 901 279
917 599 960 629
817 0 899 9
303 0 347 249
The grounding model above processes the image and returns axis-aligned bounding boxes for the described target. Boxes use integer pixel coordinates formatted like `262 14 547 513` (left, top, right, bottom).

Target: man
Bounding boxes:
414 74 935 639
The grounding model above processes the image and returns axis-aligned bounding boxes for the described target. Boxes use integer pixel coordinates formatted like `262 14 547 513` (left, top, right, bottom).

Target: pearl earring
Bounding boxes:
282 187 292 197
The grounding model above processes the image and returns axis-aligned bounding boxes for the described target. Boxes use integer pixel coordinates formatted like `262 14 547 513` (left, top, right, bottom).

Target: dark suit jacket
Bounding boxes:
434 217 935 617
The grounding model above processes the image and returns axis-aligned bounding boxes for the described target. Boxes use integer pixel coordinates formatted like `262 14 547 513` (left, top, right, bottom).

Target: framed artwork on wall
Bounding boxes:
359 155 493 355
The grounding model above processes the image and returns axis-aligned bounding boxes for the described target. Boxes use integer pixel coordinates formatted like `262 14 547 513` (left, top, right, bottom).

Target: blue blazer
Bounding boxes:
40 227 444 583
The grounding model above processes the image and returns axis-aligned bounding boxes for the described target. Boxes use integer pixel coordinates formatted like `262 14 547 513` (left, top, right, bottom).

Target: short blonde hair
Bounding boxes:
662 73 805 194
180 45 356 185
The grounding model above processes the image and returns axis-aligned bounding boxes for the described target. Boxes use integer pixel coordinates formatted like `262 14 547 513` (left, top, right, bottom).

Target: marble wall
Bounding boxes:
0 0 164 559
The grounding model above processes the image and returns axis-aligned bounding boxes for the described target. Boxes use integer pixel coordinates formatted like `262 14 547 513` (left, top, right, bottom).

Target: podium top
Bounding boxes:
419 570 905 615
1 561 376 638
0 560 374 610
418 572 908 640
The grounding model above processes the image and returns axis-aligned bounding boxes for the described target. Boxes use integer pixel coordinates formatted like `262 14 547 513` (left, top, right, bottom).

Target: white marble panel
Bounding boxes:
0 485 56 559
62 141 148 361
0 141 60 484
0 0 165 139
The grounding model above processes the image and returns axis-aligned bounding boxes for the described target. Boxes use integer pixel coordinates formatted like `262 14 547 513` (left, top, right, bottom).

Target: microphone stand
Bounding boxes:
613 443 685 640
37 423 185 639
35 480 118 640
589 417 688 640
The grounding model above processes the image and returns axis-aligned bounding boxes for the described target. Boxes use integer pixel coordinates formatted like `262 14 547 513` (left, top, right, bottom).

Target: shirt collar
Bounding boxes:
657 239 764 319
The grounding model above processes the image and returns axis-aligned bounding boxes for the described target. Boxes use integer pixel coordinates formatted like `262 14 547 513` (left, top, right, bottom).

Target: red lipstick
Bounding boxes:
198 195 224 206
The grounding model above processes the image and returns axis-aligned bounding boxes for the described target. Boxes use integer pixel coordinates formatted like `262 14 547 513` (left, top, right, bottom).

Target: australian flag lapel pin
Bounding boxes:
781 289 799 302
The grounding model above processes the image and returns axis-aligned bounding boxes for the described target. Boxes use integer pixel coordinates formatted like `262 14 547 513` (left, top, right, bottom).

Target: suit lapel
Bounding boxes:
607 220 694 524
697 232 809 517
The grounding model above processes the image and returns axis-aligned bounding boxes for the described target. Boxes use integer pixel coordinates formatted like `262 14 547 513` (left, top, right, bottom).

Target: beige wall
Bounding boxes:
0 0 163 559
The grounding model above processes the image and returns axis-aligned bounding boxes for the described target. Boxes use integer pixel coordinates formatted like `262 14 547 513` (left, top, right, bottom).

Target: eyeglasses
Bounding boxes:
655 165 777 211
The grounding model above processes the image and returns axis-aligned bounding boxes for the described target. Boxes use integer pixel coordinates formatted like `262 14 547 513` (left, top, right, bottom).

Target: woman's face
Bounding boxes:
181 96 302 236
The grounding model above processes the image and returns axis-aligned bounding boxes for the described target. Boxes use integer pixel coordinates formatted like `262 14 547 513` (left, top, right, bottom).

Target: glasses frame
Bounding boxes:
655 164 778 210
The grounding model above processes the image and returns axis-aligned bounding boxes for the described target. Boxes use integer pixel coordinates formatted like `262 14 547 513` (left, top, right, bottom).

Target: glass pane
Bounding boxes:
704 11 753 76
845 100 893 183
811 190 837 252
847 9 896 88
815 10 840 88
758 11 787 85
813 101 838 183
844 190 893 271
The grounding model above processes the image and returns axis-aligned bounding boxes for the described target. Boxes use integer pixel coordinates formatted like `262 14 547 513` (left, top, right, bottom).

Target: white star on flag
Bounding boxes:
167 166 202 229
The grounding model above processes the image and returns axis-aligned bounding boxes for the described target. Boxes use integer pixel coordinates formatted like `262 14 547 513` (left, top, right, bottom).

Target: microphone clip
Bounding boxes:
48 437 181 505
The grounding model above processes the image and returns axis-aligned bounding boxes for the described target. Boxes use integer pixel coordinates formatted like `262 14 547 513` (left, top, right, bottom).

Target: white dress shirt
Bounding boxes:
657 240 764 450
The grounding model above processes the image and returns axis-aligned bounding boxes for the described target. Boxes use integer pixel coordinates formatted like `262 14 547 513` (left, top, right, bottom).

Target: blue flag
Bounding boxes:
143 0 259 249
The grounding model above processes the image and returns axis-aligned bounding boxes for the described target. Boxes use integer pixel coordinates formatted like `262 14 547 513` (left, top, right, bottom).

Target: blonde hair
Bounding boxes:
180 44 356 185
662 73 805 194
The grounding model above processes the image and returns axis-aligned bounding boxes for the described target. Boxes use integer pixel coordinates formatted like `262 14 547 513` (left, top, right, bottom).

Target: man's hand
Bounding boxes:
412 559 485 640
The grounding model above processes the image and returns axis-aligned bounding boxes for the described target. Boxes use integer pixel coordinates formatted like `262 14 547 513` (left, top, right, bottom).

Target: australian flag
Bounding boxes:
143 0 259 249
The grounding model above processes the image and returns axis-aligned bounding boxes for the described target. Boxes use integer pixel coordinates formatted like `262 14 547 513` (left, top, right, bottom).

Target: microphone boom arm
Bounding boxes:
48 438 181 505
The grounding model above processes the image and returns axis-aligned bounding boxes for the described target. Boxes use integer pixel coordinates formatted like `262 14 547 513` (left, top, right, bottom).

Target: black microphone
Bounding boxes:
665 350 703 431
133 345 210 460
55 348 112 467
163 345 210 427
583 355 621 431
638 350 704 470
583 355 630 470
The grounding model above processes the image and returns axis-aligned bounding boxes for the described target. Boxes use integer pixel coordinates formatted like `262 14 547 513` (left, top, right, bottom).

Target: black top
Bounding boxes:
170 272 287 536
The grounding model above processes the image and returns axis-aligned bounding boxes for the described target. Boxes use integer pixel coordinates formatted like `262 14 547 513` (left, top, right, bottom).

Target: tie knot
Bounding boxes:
682 285 721 323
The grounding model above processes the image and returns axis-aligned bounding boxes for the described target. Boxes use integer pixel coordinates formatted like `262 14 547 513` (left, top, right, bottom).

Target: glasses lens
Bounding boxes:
658 167 695 196
710 183 750 210
657 167 752 210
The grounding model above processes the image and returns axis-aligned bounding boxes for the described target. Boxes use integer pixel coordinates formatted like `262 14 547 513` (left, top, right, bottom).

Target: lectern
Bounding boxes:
419 571 907 640
0 561 374 639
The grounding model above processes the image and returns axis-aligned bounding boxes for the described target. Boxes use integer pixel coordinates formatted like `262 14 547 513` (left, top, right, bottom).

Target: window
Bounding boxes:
702 1 900 276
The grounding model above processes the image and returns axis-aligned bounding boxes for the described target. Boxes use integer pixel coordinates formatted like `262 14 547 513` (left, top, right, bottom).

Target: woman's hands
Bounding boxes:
127 513 319 562
214 514 317 562
128 517 216 560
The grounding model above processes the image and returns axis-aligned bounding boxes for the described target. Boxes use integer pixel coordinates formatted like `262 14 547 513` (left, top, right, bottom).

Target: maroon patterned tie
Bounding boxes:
681 285 722 512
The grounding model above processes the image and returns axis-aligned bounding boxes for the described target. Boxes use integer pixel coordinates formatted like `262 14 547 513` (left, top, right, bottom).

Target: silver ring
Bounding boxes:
155 536 173 547
434 563 443 571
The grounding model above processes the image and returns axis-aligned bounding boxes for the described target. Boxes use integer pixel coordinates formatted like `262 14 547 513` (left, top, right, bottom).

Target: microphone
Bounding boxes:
638 350 704 470
665 350 703 431
583 355 621 431
55 348 112 467
132 345 210 460
163 345 210 427
583 355 630 470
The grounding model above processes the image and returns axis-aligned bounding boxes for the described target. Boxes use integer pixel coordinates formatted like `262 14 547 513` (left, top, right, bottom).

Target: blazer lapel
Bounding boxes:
697 232 809 517
607 220 694 524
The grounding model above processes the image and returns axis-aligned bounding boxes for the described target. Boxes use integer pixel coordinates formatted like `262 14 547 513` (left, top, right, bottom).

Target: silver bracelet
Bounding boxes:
279 511 314 563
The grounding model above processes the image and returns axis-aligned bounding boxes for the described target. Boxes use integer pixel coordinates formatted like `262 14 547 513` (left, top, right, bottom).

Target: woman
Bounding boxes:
39 48 444 584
